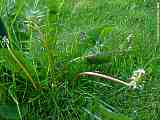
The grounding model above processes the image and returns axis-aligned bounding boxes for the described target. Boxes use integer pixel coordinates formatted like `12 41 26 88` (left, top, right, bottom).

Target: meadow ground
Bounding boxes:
0 0 159 120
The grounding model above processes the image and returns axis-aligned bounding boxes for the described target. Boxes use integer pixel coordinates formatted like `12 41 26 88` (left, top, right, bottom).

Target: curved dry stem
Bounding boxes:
76 72 130 86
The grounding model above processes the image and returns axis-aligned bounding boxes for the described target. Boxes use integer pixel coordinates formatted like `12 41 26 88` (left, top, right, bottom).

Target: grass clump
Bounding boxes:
0 0 159 120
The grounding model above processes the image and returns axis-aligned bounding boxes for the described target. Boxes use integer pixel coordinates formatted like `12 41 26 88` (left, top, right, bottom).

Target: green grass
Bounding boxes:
0 0 159 119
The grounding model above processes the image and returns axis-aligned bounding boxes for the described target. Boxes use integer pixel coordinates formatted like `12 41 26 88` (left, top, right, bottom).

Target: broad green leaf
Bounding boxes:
99 26 113 39
83 99 132 120
0 104 27 120
86 53 112 64
0 104 18 120
98 103 132 120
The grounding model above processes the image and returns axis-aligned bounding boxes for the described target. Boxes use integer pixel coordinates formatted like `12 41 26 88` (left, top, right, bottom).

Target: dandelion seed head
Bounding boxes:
134 69 145 75
129 68 145 89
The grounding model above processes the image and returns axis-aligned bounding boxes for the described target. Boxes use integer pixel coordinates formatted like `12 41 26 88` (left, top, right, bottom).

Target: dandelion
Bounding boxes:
130 69 145 81
75 69 145 90
128 69 145 89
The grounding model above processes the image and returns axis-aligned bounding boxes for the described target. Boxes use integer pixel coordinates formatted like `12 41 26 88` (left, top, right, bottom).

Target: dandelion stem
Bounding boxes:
76 72 130 86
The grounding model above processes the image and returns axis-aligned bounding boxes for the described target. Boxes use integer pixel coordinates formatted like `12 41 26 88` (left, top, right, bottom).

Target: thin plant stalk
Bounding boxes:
4 37 38 89
76 72 130 86
9 86 22 120
157 2 160 47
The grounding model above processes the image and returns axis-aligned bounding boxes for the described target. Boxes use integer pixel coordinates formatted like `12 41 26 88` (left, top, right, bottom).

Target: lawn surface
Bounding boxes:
0 0 159 120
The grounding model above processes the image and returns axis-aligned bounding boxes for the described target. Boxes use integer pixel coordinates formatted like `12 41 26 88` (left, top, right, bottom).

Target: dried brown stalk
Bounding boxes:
76 72 130 86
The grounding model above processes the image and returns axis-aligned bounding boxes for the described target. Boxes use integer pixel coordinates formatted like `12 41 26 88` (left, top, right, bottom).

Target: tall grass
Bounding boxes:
0 0 159 120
